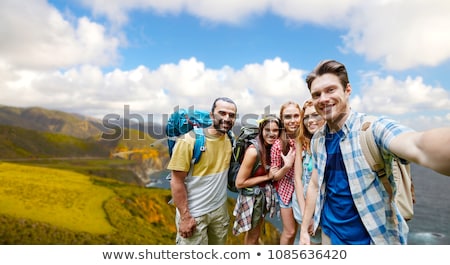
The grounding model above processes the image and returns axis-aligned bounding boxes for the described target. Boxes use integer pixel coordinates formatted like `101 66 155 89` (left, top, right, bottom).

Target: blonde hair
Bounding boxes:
298 99 323 154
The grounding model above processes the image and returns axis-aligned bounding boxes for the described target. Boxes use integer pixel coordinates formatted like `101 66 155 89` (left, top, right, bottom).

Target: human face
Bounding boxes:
303 105 325 134
309 73 351 130
262 121 280 145
211 100 237 134
281 104 301 136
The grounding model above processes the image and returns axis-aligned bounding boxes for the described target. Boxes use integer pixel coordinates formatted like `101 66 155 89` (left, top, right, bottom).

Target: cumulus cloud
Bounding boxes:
271 0 359 26
352 75 450 115
83 0 270 26
350 74 450 130
343 0 450 70
0 0 120 70
0 57 309 121
3 51 448 130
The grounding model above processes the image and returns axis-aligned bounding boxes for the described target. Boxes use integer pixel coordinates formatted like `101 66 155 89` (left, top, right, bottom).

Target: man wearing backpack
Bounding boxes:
167 97 237 245
299 59 450 245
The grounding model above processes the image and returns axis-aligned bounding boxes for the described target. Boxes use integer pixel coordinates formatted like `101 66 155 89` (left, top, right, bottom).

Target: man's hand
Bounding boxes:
179 215 197 238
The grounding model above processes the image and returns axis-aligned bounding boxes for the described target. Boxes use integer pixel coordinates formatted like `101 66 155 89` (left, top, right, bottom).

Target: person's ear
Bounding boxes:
345 83 352 95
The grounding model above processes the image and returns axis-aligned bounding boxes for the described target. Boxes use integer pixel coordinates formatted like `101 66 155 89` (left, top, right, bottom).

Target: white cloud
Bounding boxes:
0 57 308 121
0 0 120 70
351 74 450 130
271 0 359 26
83 0 270 26
343 0 450 70
406 114 450 130
2 52 448 130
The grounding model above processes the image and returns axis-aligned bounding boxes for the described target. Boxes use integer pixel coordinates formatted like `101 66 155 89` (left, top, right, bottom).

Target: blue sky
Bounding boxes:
1 0 449 131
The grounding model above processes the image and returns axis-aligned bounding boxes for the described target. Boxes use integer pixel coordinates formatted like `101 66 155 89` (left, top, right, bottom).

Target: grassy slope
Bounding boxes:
0 125 110 158
0 162 280 245
0 162 176 244
0 163 114 234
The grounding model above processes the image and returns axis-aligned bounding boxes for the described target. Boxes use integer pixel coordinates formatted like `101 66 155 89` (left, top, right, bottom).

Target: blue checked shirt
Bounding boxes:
311 110 414 245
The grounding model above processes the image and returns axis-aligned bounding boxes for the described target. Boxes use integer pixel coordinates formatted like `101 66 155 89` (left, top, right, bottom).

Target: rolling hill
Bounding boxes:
0 124 110 159
0 105 105 139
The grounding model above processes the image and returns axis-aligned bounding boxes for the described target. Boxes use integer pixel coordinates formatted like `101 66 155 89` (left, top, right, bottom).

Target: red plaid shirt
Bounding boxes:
271 138 296 205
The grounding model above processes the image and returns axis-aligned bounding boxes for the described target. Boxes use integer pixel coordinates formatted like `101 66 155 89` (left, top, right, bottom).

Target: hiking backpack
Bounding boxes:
359 115 415 221
227 125 261 193
166 108 211 165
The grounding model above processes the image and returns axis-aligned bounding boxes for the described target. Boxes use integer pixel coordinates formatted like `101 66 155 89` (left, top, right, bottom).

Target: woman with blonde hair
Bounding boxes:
292 99 325 244
270 101 301 244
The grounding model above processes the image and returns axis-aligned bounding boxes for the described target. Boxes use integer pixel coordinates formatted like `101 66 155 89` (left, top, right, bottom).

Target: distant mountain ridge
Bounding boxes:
0 124 110 159
0 105 169 183
0 104 166 141
0 105 106 139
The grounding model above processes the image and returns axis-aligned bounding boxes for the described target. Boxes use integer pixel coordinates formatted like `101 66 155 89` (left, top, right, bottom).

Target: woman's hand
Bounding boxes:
281 147 296 169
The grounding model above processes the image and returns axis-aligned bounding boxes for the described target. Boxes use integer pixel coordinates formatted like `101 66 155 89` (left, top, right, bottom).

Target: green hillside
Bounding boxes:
0 105 105 139
0 124 110 159
0 162 280 245
0 162 115 234
0 162 177 244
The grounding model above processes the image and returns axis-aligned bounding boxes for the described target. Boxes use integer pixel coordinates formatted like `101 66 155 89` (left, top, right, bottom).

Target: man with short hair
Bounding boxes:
300 59 450 245
168 97 237 245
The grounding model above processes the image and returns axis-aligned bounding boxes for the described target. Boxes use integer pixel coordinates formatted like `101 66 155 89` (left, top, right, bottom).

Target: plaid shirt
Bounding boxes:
311 110 413 245
232 183 278 235
271 138 296 205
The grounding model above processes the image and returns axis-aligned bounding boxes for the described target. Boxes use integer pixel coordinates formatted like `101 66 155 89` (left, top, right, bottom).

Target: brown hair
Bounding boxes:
305 60 349 91
257 115 282 170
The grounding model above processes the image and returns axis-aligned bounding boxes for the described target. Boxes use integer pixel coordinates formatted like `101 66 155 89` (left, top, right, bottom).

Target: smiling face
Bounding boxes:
280 102 301 137
262 120 280 145
211 99 237 134
309 73 351 131
303 105 325 135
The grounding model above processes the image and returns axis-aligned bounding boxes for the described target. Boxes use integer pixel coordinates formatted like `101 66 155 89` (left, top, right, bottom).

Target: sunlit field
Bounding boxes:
0 162 114 234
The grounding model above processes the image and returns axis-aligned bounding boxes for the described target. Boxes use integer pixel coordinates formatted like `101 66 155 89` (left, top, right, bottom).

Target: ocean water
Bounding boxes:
405 164 450 244
151 163 450 245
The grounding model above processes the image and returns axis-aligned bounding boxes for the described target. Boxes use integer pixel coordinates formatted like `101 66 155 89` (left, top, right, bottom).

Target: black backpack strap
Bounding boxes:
249 139 262 175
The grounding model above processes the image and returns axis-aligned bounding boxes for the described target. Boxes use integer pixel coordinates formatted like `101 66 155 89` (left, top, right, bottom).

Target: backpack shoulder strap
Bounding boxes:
249 139 262 175
192 127 206 164
227 130 235 148
192 128 233 164
359 115 385 176
359 115 394 200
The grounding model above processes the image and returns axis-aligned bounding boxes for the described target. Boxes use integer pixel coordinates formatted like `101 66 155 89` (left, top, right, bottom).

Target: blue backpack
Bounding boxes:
166 108 212 165
166 108 234 168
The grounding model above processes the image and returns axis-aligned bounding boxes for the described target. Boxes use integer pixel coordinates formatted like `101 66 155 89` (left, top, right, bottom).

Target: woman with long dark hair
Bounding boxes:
232 116 282 244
